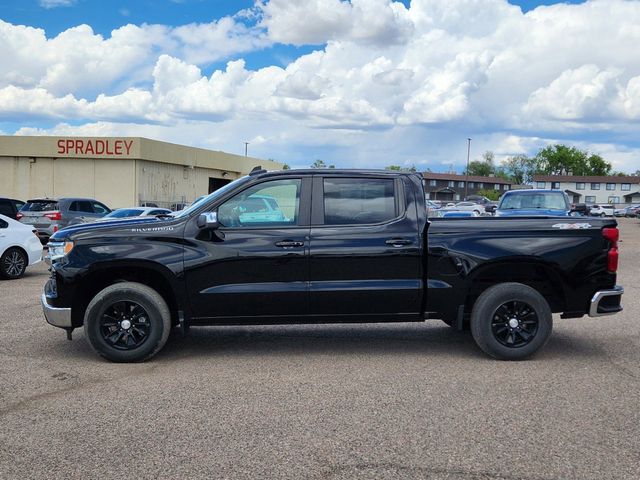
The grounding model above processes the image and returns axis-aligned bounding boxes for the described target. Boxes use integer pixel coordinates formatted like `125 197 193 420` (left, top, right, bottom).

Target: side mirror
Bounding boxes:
197 212 219 229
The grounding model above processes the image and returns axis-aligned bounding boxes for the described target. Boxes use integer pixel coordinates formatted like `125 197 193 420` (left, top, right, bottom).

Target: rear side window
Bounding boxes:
0 219 7 228
23 200 59 212
323 178 397 225
69 201 94 213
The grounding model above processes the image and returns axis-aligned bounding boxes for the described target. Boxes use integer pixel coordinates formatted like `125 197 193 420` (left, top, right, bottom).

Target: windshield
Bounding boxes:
499 192 569 210
106 209 144 218
173 176 252 218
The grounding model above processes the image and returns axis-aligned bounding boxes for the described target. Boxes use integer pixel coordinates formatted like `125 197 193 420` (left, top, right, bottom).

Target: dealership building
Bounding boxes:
0 136 282 209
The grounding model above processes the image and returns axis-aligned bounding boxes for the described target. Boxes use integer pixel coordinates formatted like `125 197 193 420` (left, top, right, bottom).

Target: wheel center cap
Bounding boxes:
121 319 132 330
508 318 519 328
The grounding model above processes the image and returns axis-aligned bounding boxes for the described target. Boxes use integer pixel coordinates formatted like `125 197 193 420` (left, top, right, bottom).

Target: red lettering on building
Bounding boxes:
55 138 134 156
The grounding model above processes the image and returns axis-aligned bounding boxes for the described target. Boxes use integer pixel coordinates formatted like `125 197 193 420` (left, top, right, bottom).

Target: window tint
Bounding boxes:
70 201 93 212
323 178 396 225
23 200 58 212
218 179 301 228
0 200 13 217
92 202 110 214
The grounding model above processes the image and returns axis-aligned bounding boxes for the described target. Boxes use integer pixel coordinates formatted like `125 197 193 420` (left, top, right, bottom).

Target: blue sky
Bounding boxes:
0 0 638 172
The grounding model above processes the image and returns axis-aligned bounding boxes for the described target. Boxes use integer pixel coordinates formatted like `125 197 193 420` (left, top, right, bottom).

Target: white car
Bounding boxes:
0 214 43 279
442 201 485 215
589 204 615 217
94 207 173 222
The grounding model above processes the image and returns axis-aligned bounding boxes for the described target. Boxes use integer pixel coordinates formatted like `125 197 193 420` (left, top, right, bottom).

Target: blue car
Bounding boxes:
496 189 572 217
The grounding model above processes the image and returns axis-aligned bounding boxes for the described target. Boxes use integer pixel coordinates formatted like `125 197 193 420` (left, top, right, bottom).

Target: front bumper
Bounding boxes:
41 293 72 328
589 286 624 317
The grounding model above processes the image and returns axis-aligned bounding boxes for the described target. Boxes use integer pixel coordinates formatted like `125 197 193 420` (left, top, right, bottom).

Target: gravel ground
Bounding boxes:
1 218 638 479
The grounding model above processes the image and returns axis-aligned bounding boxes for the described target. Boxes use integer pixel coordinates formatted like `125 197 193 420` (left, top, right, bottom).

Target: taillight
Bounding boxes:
602 227 619 273
44 211 62 221
16 213 23 220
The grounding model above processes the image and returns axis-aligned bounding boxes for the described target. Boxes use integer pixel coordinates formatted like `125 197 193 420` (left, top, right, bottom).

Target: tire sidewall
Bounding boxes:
471 283 552 360
1 248 27 279
84 284 169 362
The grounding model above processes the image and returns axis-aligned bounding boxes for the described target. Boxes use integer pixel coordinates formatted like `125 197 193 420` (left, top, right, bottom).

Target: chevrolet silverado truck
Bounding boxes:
41 168 623 362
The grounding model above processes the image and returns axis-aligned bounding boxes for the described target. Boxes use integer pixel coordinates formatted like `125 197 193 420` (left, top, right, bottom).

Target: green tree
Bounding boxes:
465 151 495 177
310 159 335 169
476 189 502 201
385 165 417 172
501 154 541 185
534 144 611 176
281 163 291 170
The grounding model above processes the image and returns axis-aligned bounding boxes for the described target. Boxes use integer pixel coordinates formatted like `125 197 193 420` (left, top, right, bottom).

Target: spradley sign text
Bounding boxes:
57 138 134 156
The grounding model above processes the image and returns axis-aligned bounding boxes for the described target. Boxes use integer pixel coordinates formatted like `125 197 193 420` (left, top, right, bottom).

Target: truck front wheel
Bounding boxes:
470 283 552 360
84 282 171 362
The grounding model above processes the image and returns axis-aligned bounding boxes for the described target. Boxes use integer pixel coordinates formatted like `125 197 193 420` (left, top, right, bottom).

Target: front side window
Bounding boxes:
324 178 396 225
92 202 110 214
218 179 301 228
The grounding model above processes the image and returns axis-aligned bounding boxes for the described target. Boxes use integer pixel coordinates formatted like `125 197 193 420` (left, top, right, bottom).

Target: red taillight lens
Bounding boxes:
44 211 62 221
16 213 23 220
602 227 619 273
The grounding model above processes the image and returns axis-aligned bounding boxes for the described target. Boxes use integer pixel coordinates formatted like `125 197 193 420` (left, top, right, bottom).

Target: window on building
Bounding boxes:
585 195 596 203
576 182 585 190
323 178 396 225
606 183 615 191
608 196 620 204
477 183 484 189
468 182 474 188
536 181 546 189
591 183 601 190
458 181 465 188
429 179 436 187
455 194 461 201
551 182 560 189
493 184 500 190
621 183 630 191
503 185 509 190
448 181 455 187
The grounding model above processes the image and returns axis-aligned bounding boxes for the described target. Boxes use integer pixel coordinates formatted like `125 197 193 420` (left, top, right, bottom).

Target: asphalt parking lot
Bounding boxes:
1 219 639 480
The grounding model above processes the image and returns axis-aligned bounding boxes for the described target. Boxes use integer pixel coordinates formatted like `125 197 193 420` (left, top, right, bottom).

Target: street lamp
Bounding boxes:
244 142 249 157
464 138 471 199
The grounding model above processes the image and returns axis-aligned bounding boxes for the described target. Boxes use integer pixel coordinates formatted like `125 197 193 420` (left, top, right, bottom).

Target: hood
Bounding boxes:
496 209 569 217
49 216 165 241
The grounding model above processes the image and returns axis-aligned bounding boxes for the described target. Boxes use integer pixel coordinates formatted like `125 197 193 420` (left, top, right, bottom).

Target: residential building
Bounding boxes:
422 172 512 201
532 175 640 205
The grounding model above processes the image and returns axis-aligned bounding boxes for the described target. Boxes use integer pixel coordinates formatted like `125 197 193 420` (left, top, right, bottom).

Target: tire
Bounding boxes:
470 282 552 360
84 282 171 362
0 247 27 279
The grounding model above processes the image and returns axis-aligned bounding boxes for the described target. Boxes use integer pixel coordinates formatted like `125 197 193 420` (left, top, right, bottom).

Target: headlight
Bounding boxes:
47 241 74 263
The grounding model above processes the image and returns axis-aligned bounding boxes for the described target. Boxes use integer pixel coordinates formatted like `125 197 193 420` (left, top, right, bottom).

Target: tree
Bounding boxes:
476 188 501 201
385 165 417 172
501 154 541 185
310 159 335 169
534 144 611 176
281 163 290 170
465 151 495 177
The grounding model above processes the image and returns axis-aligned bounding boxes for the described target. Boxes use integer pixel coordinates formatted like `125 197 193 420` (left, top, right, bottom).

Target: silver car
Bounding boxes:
18 197 111 243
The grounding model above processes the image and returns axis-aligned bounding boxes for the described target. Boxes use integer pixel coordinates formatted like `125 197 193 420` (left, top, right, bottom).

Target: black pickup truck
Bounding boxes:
42 168 623 362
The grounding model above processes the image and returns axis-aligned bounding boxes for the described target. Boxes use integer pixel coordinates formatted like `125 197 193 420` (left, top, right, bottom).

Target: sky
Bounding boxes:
0 0 638 173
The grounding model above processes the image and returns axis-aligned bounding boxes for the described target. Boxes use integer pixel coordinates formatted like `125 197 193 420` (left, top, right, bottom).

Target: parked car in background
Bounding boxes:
614 207 627 217
442 201 485 215
0 214 42 279
18 198 111 243
496 190 571 217
0 198 25 220
589 204 615 217
96 207 172 222
623 205 640 217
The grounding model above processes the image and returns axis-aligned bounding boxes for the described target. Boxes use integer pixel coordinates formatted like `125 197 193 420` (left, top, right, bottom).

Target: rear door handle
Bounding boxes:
275 240 304 248
385 238 413 247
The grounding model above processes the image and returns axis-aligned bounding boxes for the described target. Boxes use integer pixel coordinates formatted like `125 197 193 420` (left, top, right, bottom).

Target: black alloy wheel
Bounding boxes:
491 300 539 348
99 301 151 350
1 248 27 279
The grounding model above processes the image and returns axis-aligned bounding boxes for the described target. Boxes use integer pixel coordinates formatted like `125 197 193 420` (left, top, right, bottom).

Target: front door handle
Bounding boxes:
385 238 413 247
275 240 304 248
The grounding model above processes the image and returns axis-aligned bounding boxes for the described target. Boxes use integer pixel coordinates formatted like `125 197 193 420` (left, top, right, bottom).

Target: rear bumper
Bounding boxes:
589 286 623 317
41 293 72 328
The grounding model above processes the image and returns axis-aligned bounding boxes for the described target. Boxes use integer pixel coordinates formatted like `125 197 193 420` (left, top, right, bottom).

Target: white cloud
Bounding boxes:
39 0 76 9
3 0 640 172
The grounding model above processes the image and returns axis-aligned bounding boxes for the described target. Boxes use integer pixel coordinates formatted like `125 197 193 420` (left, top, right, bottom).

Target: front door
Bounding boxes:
184 177 311 321
308 175 423 319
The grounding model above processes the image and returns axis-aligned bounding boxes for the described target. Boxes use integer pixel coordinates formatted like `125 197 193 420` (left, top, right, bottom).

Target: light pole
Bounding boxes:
464 138 471 200
244 142 249 157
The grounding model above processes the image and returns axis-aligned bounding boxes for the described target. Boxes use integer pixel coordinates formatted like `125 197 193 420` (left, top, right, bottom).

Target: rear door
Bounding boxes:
308 175 423 318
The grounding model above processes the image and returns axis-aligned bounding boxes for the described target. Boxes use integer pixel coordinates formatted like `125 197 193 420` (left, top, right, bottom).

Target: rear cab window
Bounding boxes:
321 177 399 225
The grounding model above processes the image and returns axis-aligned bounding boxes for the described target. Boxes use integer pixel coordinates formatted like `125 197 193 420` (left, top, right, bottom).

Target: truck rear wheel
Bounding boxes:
470 283 552 360
84 282 171 362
